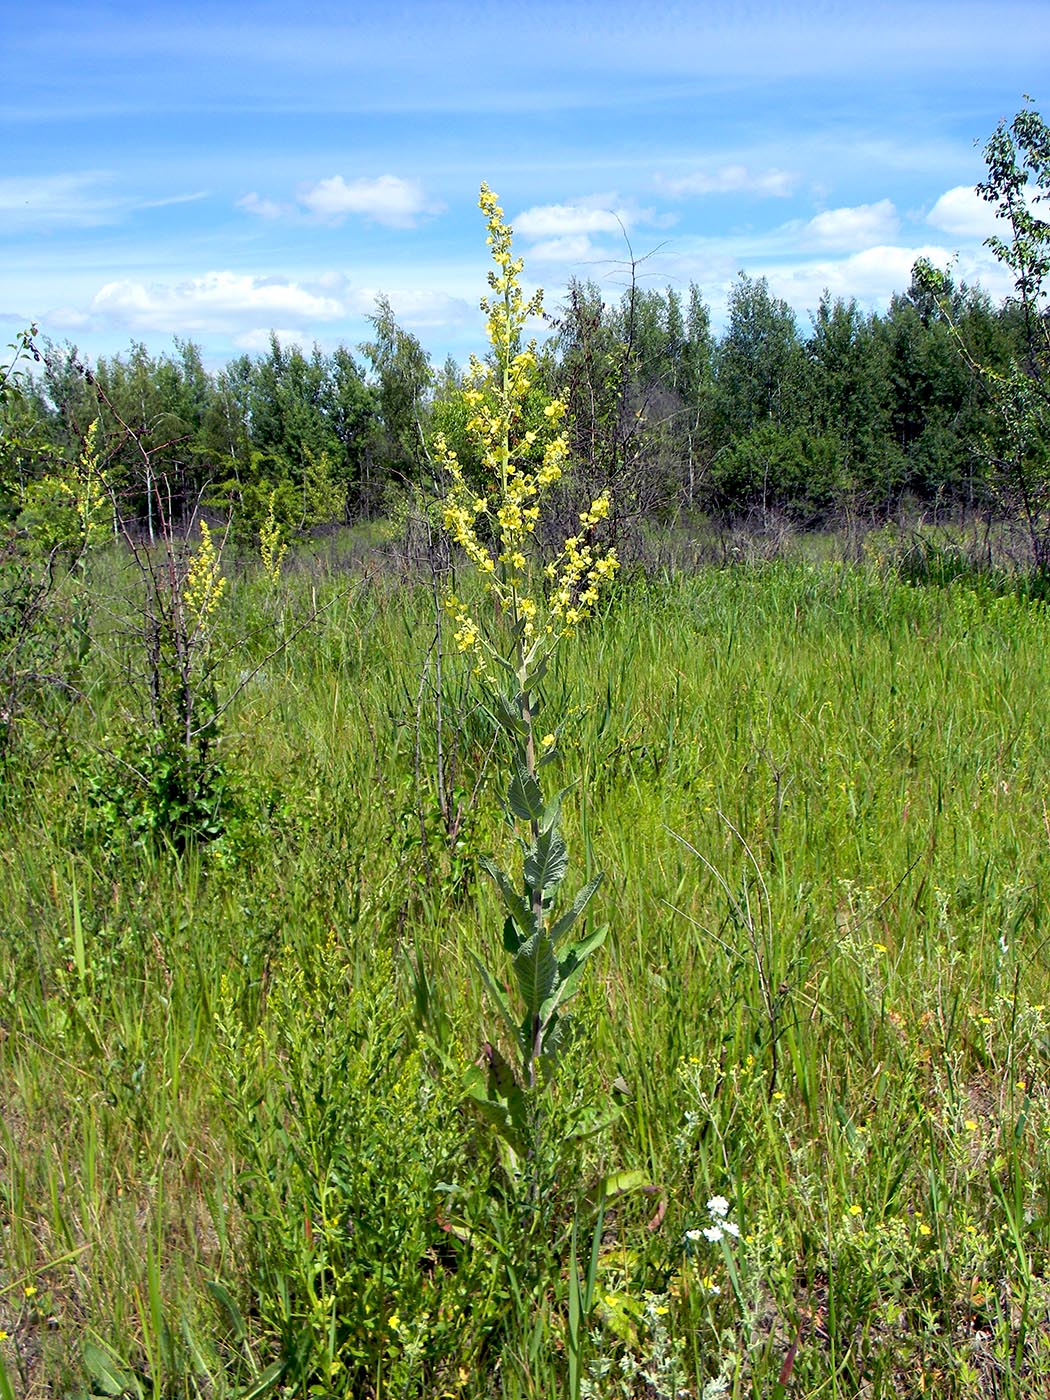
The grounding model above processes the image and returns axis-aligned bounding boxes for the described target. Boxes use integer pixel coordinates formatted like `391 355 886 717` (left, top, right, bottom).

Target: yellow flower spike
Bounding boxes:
437 184 618 672
183 521 226 631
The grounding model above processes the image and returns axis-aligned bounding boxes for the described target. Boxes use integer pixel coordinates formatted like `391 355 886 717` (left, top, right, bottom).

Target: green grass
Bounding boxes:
3 544 1050 1397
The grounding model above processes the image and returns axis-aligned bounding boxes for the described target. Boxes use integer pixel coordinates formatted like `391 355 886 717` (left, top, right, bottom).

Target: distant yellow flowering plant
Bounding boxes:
20 417 111 554
435 185 617 1105
183 520 226 632
259 490 288 585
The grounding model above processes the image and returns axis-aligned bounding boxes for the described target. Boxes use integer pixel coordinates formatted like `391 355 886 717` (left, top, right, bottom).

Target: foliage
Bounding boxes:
429 187 625 1392
0 335 100 776
433 186 618 1095
360 294 434 492
86 520 231 851
215 941 500 1397
709 422 846 526
5 549 1050 1395
915 99 1050 569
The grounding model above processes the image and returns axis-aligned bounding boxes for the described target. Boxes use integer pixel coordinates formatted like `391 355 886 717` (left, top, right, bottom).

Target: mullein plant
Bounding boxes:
433 185 619 1163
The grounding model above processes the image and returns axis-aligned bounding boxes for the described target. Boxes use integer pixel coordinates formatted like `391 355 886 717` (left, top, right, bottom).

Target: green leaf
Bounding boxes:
559 924 608 976
539 786 567 835
463 1047 529 1155
507 757 544 823
513 929 559 1021
235 1361 286 1400
550 872 604 944
0 1354 16 1400
602 1169 653 1200
524 828 569 896
501 914 524 955
82 1343 142 1398
490 651 517 679
478 855 532 932
206 1279 246 1342
471 954 523 1047
520 653 548 695
179 1312 216 1383
538 1012 571 1067
493 689 527 735
541 933 605 1023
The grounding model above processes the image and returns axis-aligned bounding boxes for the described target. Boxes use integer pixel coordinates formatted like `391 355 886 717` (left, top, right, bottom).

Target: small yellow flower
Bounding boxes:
24 1284 37 1298
848 1204 863 1217
918 1222 932 1237
965 1119 979 1132
541 734 556 750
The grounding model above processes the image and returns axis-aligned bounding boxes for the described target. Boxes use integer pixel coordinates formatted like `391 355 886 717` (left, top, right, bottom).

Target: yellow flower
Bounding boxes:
848 1204 862 1217
541 733 556 750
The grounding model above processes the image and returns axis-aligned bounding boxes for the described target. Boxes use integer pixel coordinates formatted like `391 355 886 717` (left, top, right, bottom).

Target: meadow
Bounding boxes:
3 535 1050 1399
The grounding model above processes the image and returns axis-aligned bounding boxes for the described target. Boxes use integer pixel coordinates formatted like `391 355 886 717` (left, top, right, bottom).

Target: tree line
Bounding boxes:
1 269 1026 541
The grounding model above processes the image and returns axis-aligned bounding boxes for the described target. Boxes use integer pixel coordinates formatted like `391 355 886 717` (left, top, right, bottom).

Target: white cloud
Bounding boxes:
234 327 312 352
238 191 290 220
926 185 999 239
514 202 627 238
90 271 344 334
657 165 795 198
344 286 473 328
46 306 93 329
525 234 601 263
298 174 438 227
805 199 900 250
758 242 1015 314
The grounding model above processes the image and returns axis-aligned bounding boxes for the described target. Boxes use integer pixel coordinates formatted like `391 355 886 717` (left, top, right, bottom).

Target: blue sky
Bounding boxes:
4 0 1049 373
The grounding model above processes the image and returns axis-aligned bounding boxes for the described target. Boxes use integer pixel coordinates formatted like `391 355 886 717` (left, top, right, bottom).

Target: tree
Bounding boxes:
359 295 433 493
915 99 1050 571
713 274 805 444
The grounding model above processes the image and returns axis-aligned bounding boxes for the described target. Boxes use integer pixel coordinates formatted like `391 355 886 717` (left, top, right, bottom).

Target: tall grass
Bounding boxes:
2 546 1050 1396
